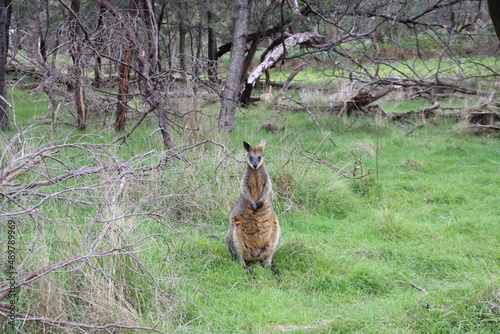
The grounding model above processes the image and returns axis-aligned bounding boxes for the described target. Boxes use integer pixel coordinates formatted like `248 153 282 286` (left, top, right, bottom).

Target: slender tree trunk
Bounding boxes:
241 38 258 83
487 0 500 46
218 0 253 132
25 0 42 62
0 0 11 132
143 0 158 74
69 0 87 130
178 18 187 80
94 4 105 88
207 3 218 82
115 0 138 131
98 0 176 150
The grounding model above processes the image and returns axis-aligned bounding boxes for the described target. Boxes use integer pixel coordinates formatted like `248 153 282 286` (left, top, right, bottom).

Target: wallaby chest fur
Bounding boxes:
226 140 280 268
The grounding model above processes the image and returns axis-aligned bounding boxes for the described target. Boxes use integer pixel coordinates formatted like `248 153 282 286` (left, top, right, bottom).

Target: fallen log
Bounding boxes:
392 100 440 121
333 85 395 118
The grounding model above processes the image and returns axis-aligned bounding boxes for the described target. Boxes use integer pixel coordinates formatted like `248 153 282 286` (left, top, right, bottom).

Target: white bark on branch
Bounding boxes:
246 32 326 86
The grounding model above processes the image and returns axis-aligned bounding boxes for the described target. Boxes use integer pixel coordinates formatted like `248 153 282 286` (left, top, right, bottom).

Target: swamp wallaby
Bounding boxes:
225 140 280 271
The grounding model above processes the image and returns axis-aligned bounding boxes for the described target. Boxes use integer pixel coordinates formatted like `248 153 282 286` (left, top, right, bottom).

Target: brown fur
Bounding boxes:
225 140 280 269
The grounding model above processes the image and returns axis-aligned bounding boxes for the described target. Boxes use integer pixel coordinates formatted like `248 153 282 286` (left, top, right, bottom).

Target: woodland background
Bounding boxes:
0 0 499 333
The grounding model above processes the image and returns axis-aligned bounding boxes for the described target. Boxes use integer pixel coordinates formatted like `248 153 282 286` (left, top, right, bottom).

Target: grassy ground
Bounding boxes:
1 85 499 333
171 110 499 333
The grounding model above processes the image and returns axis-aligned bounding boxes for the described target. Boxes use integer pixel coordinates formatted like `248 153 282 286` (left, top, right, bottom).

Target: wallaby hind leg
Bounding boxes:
262 223 280 267
226 220 247 268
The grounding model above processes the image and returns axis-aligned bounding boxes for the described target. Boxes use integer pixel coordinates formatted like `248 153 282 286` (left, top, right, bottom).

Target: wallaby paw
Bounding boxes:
246 267 256 278
271 265 280 278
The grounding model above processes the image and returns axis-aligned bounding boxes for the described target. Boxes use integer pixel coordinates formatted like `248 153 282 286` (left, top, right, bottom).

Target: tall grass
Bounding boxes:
1 85 499 333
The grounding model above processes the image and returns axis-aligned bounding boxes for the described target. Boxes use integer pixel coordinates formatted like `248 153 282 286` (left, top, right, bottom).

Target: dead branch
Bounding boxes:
411 283 428 294
0 313 170 334
0 150 58 186
0 235 163 303
375 77 491 97
299 149 372 180
335 85 396 118
240 31 327 105
2 152 149 193
111 106 155 145
274 57 311 105
392 100 441 122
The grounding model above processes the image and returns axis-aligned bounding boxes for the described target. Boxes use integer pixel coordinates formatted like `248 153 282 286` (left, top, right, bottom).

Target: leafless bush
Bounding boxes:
0 128 238 332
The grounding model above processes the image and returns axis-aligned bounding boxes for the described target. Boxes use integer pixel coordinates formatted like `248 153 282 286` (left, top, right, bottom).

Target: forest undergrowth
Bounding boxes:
0 86 499 333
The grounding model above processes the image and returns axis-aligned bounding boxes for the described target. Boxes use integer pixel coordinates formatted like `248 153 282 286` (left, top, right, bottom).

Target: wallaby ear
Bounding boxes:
257 139 266 150
243 141 251 152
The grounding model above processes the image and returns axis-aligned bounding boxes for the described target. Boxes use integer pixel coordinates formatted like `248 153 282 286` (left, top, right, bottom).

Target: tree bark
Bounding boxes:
143 0 159 74
240 31 326 105
0 0 11 131
207 5 218 82
94 3 105 88
215 3 312 59
487 0 500 45
218 0 253 132
178 3 187 81
69 0 87 130
115 0 138 132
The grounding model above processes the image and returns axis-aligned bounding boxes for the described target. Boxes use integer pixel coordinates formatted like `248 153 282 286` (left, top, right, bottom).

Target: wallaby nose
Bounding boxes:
252 163 259 169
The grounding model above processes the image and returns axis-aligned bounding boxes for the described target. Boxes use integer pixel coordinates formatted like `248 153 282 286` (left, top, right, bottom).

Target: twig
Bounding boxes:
0 234 166 302
411 283 428 294
111 106 155 145
0 312 170 333
300 149 371 179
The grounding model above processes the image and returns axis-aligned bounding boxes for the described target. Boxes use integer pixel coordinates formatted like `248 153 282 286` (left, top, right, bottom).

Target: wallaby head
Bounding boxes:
243 140 266 170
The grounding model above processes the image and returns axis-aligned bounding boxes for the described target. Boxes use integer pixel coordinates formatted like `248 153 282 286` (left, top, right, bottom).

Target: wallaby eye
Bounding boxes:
258 157 262 161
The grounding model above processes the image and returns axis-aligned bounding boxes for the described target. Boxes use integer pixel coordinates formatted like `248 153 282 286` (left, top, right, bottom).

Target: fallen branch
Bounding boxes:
0 313 170 334
0 233 169 305
0 150 58 186
392 100 440 122
411 283 428 293
467 124 500 133
335 85 395 118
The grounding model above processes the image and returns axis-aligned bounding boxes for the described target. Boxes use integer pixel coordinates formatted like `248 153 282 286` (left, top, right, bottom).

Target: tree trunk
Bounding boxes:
143 0 158 74
115 0 138 132
207 6 218 82
487 0 500 46
240 38 258 84
98 0 176 151
25 0 42 62
218 0 253 132
94 3 105 88
0 0 11 132
69 0 87 131
156 2 166 72
178 4 187 81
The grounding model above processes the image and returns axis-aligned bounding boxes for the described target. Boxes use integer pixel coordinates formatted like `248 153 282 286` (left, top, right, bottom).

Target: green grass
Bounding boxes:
1 82 499 333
